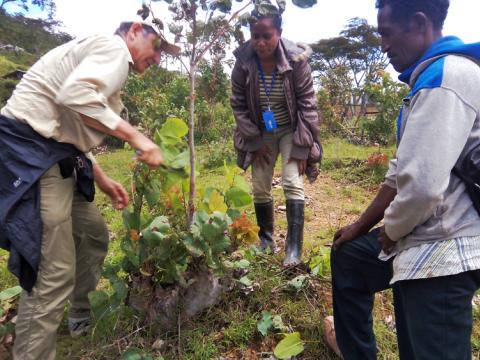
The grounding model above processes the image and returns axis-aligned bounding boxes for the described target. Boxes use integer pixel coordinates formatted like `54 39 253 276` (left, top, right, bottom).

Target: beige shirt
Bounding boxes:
1 34 133 152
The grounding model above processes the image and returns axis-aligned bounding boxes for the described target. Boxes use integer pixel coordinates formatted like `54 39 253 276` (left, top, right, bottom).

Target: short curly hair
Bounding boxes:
375 0 449 30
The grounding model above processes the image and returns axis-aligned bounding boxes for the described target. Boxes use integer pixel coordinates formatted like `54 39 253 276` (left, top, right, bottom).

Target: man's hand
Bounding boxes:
253 144 272 169
100 178 129 209
288 158 307 175
333 221 366 250
93 163 129 209
378 226 395 255
135 142 163 169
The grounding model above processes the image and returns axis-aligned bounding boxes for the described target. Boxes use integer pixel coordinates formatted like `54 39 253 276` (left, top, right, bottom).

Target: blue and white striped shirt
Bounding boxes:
389 236 480 284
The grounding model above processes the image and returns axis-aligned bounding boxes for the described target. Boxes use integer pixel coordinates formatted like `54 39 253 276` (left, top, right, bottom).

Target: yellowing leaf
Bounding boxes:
274 332 305 359
208 191 227 213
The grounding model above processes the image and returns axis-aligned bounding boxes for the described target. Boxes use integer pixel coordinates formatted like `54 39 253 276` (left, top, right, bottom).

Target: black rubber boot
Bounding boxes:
283 199 304 266
254 201 276 253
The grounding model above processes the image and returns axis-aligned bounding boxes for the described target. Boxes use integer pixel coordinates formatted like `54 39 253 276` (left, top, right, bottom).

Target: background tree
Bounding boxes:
362 70 408 145
196 58 230 132
311 17 388 125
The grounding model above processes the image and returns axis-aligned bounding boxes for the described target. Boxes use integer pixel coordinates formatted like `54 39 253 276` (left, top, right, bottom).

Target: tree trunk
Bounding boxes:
187 62 197 226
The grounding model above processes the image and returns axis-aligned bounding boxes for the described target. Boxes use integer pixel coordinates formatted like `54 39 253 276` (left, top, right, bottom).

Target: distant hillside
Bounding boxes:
0 9 72 63
0 9 73 105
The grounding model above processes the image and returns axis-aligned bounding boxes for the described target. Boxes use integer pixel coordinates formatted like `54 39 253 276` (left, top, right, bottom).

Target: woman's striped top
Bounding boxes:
258 71 291 128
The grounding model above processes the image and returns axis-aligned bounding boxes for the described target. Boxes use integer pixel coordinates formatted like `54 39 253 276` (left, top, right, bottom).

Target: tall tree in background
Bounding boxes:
311 17 388 124
196 58 230 131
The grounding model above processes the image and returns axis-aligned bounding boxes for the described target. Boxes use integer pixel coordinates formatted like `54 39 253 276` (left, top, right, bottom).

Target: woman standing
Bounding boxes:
230 11 321 266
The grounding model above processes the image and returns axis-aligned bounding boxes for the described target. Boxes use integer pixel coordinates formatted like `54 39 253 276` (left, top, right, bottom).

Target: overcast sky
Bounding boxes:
6 0 480 73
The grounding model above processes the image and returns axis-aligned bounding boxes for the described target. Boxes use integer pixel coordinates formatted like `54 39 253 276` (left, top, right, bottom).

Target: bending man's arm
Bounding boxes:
81 115 163 169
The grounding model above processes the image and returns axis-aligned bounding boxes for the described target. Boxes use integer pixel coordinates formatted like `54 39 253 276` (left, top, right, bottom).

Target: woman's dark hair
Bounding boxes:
249 11 282 32
114 22 158 36
375 0 449 30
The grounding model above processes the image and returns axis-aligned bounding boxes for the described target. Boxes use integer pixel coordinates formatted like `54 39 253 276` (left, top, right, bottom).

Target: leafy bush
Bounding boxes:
362 72 409 145
200 140 237 169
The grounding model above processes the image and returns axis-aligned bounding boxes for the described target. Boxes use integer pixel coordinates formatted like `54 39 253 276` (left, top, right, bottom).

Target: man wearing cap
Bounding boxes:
0 19 179 360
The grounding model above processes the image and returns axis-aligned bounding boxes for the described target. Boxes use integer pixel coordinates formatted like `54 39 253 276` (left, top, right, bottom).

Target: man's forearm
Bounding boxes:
81 115 153 152
356 184 397 232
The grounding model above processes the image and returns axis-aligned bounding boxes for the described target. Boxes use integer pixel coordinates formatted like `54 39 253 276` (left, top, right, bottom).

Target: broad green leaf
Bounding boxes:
0 286 22 301
292 0 317 8
274 332 305 359
233 259 250 269
0 322 15 337
238 276 252 287
170 150 189 169
182 234 204 257
287 275 308 292
122 210 140 230
257 311 273 336
144 216 170 233
159 117 188 138
272 315 288 331
122 347 143 360
208 191 227 213
233 175 251 192
88 290 110 320
225 187 252 207
112 280 128 304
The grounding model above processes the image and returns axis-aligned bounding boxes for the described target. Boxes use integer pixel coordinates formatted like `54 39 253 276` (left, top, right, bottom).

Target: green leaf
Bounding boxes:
122 347 143 360
0 286 22 301
159 117 188 138
88 290 110 320
274 332 305 359
287 275 308 292
225 186 252 207
0 322 15 337
272 315 288 331
182 234 204 257
238 276 252 287
257 311 273 336
291 0 317 8
112 280 128 304
170 150 189 169
233 259 250 269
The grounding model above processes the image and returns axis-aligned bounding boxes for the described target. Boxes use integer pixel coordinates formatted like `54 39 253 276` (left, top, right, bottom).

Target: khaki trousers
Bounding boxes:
252 126 304 204
12 164 109 360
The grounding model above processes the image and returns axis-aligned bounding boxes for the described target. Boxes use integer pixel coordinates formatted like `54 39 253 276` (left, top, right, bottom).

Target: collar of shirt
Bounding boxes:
114 34 133 65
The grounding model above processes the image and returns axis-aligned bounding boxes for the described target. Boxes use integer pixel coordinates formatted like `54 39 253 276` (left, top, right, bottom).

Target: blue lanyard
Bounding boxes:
256 57 277 110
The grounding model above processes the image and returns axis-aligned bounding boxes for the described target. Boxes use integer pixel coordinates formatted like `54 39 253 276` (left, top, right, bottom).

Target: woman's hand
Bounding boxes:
288 158 307 175
253 144 272 169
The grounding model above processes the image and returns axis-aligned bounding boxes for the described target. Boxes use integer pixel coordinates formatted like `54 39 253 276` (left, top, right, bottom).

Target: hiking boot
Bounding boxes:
68 317 91 338
283 199 304 266
254 201 276 253
323 316 343 359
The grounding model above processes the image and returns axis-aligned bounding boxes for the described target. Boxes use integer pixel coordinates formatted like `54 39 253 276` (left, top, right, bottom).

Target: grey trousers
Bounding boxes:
12 164 109 360
252 126 304 203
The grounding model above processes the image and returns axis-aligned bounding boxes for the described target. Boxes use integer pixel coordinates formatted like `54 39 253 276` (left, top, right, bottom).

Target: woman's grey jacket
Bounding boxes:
230 38 322 178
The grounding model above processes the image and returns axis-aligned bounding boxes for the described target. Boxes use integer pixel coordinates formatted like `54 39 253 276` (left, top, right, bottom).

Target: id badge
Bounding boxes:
263 110 277 132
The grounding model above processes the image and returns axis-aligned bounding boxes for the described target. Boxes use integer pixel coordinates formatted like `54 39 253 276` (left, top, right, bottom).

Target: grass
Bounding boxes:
1 137 466 359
